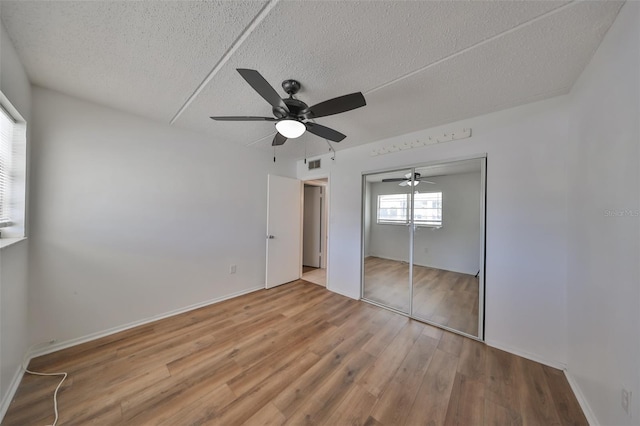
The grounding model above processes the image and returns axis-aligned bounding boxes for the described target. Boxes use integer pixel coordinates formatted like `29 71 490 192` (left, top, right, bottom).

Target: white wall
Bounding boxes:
565 1 640 424
27 86 294 348
0 21 31 414
367 172 481 275
298 95 570 367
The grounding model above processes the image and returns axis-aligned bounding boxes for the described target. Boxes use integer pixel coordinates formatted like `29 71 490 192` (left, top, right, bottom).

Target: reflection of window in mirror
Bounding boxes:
377 192 442 227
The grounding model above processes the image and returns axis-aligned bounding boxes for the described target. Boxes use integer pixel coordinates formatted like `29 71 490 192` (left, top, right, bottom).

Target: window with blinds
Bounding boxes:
0 105 15 226
413 192 443 226
377 192 442 227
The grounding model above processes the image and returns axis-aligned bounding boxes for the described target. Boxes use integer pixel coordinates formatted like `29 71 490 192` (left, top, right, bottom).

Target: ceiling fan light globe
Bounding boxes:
275 120 305 139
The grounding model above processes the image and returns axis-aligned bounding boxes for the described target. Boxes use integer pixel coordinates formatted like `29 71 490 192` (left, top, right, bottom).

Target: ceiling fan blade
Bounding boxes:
305 122 346 142
418 180 436 184
272 133 287 146
237 69 289 113
308 92 366 118
398 181 409 187
210 116 276 121
381 178 408 182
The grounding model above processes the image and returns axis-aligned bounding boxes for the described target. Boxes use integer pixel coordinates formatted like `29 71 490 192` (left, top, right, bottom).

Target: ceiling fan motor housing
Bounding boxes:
273 97 311 120
282 79 301 95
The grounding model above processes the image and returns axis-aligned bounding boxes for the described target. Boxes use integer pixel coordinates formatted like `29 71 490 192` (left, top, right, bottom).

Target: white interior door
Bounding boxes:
266 174 302 288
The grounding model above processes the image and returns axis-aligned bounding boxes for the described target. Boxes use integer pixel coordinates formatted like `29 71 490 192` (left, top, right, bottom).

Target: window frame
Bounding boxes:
0 91 28 241
0 104 16 227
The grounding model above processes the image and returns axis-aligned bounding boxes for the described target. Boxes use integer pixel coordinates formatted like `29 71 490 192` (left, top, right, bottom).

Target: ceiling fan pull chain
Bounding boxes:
324 136 336 160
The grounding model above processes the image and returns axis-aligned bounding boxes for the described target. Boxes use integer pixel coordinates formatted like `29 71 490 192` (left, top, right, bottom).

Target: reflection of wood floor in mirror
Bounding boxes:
363 257 479 336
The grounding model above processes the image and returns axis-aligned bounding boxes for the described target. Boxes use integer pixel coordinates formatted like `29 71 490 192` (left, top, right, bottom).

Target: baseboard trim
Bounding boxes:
327 286 359 301
29 286 264 359
485 339 566 370
564 370 599 426
0 364 27 421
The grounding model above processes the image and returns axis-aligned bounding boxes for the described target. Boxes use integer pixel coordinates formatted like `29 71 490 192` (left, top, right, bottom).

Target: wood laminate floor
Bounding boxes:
364 256 479 336
3 281 586 425
301 267 326 287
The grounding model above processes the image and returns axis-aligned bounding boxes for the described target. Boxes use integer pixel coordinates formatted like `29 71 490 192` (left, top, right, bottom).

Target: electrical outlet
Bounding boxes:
622 388 631 415
229 264 237 274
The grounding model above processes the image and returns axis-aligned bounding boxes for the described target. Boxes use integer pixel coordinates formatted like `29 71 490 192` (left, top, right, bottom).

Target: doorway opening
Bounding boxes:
301 178 328 287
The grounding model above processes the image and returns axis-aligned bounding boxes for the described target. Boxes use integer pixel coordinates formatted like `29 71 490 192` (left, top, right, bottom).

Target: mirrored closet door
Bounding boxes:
362 169 413 313
362 157 486 339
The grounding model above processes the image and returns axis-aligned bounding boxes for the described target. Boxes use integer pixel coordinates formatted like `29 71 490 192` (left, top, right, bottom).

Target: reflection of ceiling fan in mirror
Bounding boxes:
382 172 435 187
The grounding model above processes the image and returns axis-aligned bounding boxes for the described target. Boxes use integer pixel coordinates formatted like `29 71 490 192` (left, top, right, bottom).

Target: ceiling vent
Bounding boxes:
308 159 321 170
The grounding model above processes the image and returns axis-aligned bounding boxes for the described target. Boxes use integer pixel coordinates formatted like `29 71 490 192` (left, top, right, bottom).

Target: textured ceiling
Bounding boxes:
1 1 623 159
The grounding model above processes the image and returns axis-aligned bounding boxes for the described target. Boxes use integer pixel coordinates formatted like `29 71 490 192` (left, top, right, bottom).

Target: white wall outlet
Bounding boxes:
622 388 631 415
229 264 237 274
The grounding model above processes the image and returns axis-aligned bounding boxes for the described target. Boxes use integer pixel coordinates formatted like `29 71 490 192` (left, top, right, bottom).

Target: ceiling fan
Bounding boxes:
382 172 435 187
210 69 366 146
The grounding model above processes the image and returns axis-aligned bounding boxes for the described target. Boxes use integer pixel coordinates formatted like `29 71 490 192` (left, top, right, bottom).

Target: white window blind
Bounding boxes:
377 193 410 224
413 192 442 226
377 192 442 227
0 106 15 225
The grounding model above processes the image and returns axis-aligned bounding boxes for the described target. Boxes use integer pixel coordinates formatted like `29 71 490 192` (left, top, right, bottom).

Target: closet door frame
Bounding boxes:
360 154 487 341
